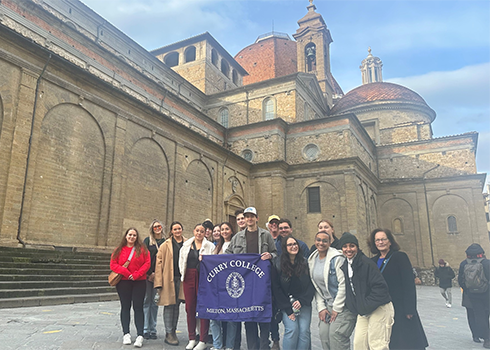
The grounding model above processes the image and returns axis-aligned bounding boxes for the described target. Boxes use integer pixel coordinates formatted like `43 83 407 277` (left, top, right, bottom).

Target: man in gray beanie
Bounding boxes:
458 243 490 347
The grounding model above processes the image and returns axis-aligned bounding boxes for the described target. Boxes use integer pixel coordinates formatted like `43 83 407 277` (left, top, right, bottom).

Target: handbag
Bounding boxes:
108 247 136 286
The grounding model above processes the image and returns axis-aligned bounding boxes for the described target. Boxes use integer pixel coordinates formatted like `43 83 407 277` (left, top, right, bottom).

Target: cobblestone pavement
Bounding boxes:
0 286 484 350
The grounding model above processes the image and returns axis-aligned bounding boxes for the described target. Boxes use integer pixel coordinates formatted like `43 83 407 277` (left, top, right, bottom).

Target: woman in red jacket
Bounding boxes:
110 228 150 348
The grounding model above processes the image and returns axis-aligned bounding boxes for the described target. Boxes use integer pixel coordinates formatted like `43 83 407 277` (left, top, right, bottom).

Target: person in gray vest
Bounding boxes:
308 230 356 350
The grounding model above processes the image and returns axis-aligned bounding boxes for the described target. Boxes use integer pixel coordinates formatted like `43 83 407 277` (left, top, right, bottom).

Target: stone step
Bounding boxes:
0 285 116 298
0 292 119 309
0 267 109 275
0 280 109 289
0 256 109 265
0 262 109 270
0 274 107 281
0 246 111 260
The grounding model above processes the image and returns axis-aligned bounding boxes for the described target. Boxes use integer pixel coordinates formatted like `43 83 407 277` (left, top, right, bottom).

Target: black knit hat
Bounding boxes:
339 232 359 248
466 243 485 258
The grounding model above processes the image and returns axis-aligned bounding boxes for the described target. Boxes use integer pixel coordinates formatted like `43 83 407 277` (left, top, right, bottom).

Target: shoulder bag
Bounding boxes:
108 247 136 286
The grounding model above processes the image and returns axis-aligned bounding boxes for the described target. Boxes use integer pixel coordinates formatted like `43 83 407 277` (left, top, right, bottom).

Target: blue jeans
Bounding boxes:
143 279 158 335
223 321 239 349
210 319 224 349
281 306 312 350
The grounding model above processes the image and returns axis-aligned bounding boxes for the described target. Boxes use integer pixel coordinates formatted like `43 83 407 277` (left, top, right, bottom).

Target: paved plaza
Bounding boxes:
0 285 483 350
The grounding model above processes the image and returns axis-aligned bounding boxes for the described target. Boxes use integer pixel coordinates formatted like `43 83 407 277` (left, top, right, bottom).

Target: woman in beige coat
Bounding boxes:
154 221 186 346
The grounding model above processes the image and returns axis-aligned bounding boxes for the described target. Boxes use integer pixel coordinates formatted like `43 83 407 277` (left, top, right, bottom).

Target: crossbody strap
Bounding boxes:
380 256 392 273
122 247 136 268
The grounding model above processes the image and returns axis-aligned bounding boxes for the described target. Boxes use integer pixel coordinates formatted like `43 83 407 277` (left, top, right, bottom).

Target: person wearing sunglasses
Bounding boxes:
143 220 166 340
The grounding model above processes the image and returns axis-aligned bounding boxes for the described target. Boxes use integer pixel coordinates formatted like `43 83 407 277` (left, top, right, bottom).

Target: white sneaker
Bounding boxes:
123 333 132 345
134 335 144 348
194 341 208 350
186 340 198 349
446 303 452 308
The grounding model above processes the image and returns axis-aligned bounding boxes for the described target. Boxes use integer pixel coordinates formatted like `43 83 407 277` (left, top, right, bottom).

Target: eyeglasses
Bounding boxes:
286 242 298 247
153 225 162 229
315 237 329 244
375 238 388 243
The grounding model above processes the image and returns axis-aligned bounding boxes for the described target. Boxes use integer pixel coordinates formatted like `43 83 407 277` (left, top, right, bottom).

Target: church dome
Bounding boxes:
234 32 297 85
330 82 435 120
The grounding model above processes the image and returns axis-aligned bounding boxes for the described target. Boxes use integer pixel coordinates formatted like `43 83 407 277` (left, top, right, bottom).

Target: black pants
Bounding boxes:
245 322 270 350
472 306 490 340
116 279 146 336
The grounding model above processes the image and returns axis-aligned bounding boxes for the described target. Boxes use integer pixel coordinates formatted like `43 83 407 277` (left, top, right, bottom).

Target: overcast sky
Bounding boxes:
80 0 490 188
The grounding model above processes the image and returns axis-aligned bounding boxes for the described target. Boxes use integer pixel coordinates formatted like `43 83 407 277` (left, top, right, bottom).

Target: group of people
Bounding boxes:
109 206 431 350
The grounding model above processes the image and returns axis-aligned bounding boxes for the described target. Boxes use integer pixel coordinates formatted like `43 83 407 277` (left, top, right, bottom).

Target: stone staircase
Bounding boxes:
0 246 118 308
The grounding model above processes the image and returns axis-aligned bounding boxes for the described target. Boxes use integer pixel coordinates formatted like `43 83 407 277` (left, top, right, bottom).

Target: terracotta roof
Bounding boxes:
330 82 429 115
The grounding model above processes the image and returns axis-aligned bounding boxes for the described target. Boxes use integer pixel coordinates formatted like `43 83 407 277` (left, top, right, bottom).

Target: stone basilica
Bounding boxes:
0 0 487 267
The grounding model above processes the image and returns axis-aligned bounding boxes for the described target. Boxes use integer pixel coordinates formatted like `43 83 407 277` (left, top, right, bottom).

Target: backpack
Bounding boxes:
463 258 489 293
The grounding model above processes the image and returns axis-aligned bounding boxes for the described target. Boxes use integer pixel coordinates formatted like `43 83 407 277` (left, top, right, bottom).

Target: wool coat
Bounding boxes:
154 237 187 306
372 250 428 350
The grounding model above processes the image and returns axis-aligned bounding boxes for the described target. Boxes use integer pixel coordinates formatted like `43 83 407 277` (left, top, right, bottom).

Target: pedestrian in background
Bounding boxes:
434 258 455 308
458 243 490 348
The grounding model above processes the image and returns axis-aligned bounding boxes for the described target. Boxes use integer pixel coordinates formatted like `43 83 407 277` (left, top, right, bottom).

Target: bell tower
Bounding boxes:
293 0 334 103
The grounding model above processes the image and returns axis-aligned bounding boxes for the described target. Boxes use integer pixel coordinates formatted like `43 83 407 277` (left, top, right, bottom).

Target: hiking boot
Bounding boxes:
149 333 157 340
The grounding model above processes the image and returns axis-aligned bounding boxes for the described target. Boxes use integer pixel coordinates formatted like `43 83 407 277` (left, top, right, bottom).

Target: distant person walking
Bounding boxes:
434 258 455 308
110 228 150 348
458 243 490 348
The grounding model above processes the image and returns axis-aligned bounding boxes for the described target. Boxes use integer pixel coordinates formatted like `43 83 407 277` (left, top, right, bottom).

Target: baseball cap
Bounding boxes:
244 207 258 216
268 215 280 223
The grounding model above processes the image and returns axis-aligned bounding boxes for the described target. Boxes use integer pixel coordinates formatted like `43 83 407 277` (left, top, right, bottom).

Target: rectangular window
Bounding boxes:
308 187 321 213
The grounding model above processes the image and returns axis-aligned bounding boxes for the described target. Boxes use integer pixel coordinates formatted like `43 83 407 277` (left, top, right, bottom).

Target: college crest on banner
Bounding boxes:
197 253 272 322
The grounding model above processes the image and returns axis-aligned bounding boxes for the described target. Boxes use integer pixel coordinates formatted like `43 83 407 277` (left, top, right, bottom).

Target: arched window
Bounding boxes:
221 60 229 77
305 43 316 72
184 46 196 63
447 215 458 232
232 70 238 85
219 108 229 128
263 98 274 120
393 218 403 234
211 49 218 66
164 52 179 67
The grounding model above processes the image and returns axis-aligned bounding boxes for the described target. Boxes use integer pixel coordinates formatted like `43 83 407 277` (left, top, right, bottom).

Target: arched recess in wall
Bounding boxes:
174 159 213 231
211 49 218 66
431 194 471 260
29 104 105 246
123 138 169 234
380 197 418 263
299 181 342 244
305 42 316 72
164 52 179 67
185 46 196 63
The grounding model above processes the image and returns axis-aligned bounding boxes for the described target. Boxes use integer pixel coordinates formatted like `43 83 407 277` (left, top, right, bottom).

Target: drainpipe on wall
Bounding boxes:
16 54 52 248
422 163 440 267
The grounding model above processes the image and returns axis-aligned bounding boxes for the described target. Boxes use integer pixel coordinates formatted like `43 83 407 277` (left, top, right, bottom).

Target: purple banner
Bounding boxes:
196 253 272 322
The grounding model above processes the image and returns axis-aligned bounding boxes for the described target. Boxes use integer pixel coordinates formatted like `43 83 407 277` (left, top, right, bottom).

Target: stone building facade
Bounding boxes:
0 0 487 268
